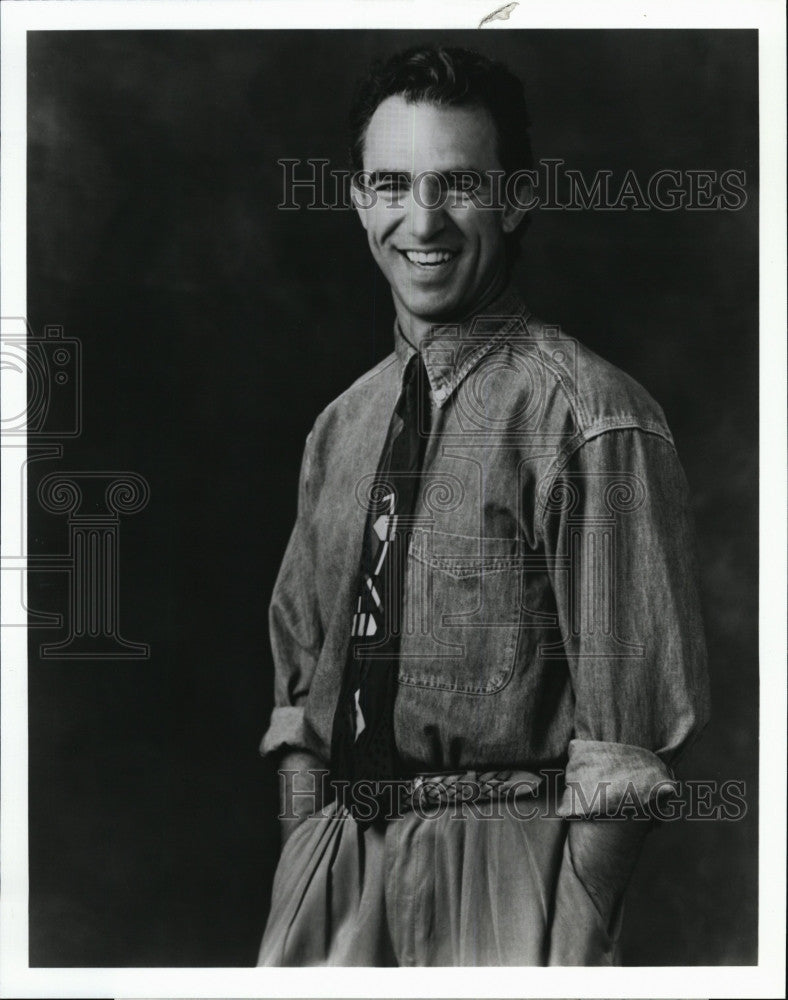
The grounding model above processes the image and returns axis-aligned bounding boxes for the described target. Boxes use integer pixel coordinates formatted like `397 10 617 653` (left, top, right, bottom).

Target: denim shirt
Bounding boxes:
260 288 710 815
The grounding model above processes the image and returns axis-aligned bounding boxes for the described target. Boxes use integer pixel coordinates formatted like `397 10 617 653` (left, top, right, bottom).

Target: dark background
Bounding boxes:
27 29 758 966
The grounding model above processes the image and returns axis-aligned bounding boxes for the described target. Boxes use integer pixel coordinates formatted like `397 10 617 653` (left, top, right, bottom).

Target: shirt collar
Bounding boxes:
393 285 531 409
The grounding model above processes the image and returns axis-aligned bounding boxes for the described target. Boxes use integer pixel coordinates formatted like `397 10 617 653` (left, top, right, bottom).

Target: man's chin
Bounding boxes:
393 287 468 324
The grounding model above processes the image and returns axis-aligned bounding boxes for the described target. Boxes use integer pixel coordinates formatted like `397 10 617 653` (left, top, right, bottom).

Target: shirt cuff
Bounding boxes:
259 706 320 759
557 738 677 818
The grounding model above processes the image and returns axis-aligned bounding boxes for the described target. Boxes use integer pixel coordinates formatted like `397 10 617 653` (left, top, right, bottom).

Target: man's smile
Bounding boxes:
397 248 459 268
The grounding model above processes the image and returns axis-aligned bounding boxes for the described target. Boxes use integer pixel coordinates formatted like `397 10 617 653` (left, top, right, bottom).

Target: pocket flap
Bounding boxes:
409 528 522 578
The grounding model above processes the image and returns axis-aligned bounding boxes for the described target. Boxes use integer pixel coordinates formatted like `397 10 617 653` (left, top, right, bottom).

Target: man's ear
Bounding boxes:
351 172 373 232
501 173 534 235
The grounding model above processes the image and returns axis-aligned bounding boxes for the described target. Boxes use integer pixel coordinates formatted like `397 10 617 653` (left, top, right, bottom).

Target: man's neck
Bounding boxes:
393 271 510 349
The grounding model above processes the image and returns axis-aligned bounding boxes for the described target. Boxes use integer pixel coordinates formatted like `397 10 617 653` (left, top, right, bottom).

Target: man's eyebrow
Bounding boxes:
363 168 495 184
364 170 412 184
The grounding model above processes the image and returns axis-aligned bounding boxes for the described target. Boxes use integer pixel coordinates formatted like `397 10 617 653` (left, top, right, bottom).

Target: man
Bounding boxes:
257 45 709 966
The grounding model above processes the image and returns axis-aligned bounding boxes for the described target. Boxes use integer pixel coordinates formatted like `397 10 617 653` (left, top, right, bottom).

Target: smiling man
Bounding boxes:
257 45 709 966
354 96 521 332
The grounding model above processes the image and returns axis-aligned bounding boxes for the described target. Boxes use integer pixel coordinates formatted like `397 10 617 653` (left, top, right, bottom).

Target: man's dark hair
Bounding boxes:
349 44 534 254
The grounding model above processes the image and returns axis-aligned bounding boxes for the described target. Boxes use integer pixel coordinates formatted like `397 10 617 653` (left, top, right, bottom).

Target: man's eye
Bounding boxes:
376 181 407 193
448 178 489 194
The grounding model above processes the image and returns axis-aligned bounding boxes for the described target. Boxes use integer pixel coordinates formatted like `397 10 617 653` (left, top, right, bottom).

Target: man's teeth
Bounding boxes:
404 250 455 265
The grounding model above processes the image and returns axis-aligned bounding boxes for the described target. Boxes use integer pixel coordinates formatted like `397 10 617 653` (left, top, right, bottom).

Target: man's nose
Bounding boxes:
406 177 447 242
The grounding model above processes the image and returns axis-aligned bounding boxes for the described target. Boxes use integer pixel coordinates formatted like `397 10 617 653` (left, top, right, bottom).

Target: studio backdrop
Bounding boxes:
25 28 758 966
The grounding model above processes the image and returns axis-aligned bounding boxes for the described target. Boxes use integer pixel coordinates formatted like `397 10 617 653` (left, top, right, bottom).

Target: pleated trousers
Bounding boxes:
258 790 622 966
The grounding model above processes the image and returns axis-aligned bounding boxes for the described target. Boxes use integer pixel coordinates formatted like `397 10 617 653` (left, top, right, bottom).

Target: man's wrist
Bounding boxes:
276 749 328 844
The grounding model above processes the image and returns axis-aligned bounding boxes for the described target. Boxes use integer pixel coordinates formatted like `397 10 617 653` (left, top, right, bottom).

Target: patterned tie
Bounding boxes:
330 351 430 823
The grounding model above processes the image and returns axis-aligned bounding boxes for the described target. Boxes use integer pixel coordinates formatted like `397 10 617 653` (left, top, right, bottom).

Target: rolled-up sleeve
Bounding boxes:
259 429 325 760
542 426 710 817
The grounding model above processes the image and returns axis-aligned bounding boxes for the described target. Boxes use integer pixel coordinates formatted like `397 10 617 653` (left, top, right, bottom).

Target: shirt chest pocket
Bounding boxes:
398 529 525 694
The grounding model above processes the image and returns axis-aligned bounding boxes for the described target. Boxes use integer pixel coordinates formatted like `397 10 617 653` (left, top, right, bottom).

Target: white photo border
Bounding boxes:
1 1 785 997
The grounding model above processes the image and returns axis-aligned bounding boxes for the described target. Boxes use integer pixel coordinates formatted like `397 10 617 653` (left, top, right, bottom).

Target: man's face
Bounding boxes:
354 95 522 325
